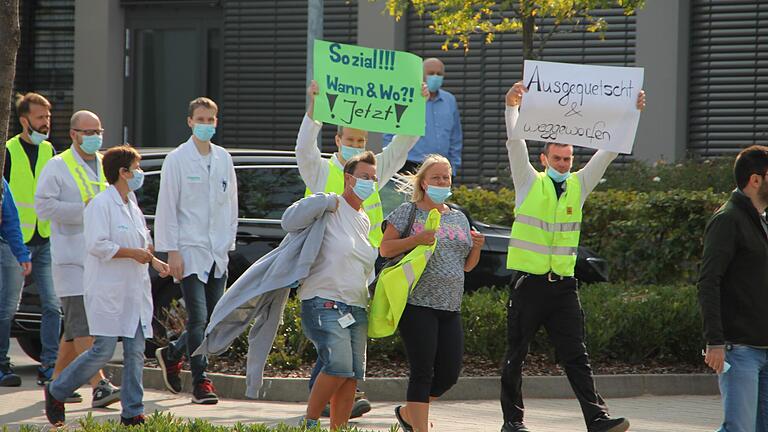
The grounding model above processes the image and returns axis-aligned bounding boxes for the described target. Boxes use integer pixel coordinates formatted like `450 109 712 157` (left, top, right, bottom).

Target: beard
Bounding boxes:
759 179 768 204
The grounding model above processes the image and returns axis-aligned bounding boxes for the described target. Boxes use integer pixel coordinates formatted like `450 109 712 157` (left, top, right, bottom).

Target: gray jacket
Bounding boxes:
194 193 339 398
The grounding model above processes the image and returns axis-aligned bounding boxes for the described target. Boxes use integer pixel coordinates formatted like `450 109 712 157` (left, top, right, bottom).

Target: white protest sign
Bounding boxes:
511 60 644 154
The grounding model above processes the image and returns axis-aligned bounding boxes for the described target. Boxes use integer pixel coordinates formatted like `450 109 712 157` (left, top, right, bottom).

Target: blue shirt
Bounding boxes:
1 178 31 263
383 89 463 172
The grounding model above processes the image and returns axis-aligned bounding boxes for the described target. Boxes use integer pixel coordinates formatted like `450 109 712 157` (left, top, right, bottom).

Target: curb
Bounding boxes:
105 364 718 402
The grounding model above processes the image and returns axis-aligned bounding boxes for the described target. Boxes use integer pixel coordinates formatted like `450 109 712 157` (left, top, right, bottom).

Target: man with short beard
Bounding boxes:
698 145 768 432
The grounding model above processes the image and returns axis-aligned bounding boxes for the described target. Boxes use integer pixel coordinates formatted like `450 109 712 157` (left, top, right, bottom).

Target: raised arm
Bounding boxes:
296 80 329 193
505 82 538 207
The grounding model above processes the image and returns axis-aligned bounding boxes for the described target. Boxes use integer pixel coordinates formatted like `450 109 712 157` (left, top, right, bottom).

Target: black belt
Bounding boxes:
518 271 575 283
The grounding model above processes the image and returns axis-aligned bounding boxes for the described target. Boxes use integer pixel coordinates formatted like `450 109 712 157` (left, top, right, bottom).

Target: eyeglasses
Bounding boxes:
355 175 378 183
72 128 104 136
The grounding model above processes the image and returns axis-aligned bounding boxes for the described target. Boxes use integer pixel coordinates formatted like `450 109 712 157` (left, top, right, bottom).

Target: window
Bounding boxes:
236 167 306 220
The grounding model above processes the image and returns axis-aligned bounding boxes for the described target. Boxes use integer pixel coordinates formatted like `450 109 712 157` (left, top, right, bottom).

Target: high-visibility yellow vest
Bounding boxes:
60 149 106 202
368 208 441 338
304 158 384 247
506 172 582 277
6 135 53 242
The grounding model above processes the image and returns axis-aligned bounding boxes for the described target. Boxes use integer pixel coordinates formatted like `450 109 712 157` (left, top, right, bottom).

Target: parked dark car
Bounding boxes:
12 148 607 361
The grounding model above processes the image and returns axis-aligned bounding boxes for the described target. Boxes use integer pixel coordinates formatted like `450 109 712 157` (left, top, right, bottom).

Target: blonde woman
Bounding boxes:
379 154 484 432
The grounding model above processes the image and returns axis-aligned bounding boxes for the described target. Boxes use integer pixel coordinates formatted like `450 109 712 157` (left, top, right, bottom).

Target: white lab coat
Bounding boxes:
83 186 153 338
34 147 104 298
154 138 238 283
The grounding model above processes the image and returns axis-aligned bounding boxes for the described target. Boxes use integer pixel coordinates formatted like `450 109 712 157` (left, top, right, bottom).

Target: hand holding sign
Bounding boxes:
313 40 426 136
510 60 645 154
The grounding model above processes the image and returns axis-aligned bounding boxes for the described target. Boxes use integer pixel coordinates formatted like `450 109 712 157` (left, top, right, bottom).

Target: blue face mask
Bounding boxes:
340 144 364 161
28 125 49 145
426 75 444 92
547 165 571 183
425 185 452 204
193 123 216 142
127 169 145 191
352 178 376 201
80 135 103 154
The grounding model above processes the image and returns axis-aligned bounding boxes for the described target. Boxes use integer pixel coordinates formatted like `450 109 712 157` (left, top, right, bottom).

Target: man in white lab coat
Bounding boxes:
154 97 238 405
34 110 120 408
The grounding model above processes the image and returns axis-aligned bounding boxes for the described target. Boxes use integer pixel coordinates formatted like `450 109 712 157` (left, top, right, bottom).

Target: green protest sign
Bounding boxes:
313 39 425 136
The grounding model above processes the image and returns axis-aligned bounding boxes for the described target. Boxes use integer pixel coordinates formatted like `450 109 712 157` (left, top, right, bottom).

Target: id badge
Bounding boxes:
337 313 356 329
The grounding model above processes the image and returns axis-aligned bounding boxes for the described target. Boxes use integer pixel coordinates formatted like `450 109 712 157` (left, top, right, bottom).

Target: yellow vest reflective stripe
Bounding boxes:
60 149 107 202
6 135 53 242
368 208 441 338
506 172 582 277
304 158 384 247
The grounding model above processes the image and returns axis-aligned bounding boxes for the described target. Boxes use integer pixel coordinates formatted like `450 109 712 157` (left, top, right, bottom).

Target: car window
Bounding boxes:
380 175 410 216
237 166 305 219
135 172 161 216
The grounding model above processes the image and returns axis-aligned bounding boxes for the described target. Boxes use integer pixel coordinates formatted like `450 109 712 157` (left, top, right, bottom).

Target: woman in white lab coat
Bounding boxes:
45 145 170 427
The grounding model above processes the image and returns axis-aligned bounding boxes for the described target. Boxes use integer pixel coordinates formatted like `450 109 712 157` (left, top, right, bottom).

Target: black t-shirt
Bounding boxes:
3 136 56 246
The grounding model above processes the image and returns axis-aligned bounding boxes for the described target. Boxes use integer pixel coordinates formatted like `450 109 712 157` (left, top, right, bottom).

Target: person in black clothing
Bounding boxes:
698 145 768 432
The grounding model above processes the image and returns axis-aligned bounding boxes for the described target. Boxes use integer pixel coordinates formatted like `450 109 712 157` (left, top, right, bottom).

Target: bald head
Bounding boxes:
423 58 445 77
70 110 101 129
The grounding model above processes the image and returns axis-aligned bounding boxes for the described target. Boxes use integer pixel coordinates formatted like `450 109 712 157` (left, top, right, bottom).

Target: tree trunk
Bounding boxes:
522 14 536 60
0 0 21 210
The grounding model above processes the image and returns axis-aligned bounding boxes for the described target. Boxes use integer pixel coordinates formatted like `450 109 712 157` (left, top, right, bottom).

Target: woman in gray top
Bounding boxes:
380 154 484 432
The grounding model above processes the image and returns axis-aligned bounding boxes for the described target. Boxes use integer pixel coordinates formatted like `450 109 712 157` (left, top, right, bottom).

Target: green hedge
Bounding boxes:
11 413 389 432
223 284 702 372
451 187 726 284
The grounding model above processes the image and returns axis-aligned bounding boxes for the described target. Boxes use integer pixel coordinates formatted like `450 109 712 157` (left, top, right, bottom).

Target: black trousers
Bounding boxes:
399 303 464 403
500 275 608 426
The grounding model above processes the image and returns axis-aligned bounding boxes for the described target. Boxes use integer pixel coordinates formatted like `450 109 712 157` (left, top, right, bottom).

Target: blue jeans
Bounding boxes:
301 297 367 380
717 345 768 432
50 324 145 418
167 269 226 385
0 241 60 367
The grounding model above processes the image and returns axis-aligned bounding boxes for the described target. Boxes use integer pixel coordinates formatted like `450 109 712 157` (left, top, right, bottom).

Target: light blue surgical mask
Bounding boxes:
340 144 363 161
193 123 216 142
352 178 376 201
127 169 145 191
80 135 103 154
547 165 571 183
425 185 452 204
28 128 49 145
426 75 443 92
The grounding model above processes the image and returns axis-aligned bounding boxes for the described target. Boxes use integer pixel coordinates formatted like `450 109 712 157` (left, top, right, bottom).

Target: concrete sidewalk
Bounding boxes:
0 364 722 431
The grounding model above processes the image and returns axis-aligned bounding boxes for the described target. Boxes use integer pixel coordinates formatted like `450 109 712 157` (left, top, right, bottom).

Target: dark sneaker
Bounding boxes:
588 414 630 432
37 365 54 386
65 391 83 404
156 346 183 393
92 379 121 408
44 383 65 426
120 414 146 426
321 390 371 418
501 421 531 432
0 364 21 387
301 417 320 428
350 397 372 418
192 378 219 404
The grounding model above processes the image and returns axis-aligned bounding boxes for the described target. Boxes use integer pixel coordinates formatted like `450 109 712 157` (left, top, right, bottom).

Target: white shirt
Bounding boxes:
505 106 618 208
154 138 238 283
296 114 419 193
83 186 153 338
299 198 376 308
34 146 104 297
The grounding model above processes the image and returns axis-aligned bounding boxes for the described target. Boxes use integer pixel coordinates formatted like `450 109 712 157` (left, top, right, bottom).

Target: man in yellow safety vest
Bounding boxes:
499 82 646 432
0 93 60 388
34 110 120 408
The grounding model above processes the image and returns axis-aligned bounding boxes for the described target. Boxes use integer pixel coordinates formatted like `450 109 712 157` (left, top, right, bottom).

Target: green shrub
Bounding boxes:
229 284 702 372
451 186 726 284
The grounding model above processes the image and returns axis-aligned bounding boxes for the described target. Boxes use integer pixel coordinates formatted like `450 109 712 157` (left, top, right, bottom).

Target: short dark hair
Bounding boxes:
188 97 218 118
103 145 141 185
734 145 768 190
15 92 51 117
542 142 573 155
343 150 376 176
